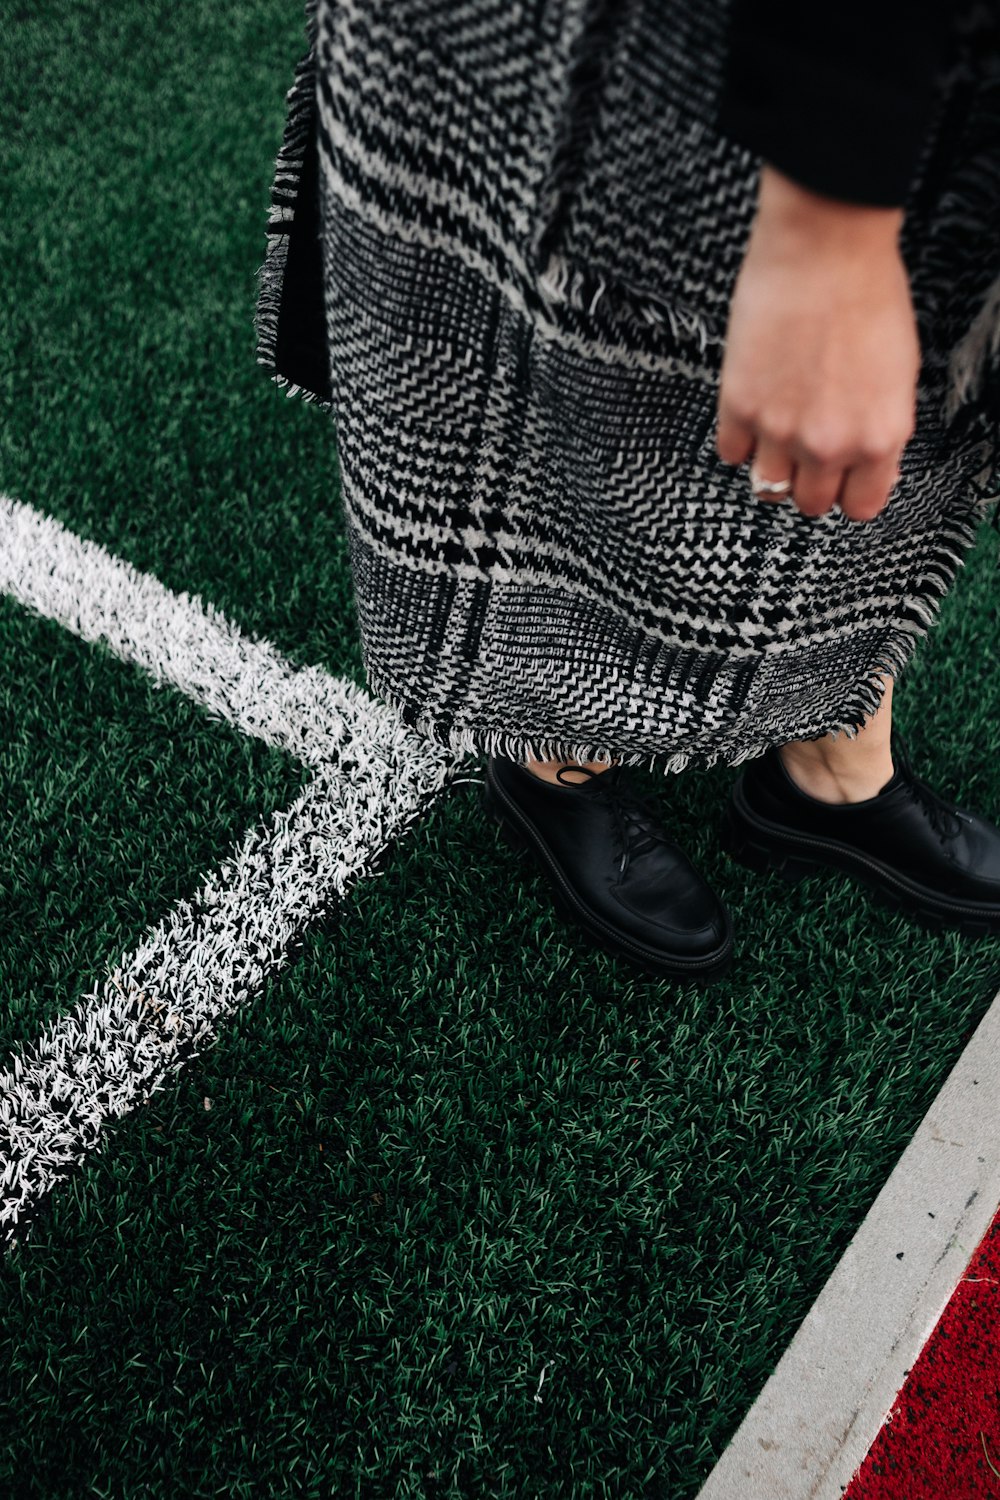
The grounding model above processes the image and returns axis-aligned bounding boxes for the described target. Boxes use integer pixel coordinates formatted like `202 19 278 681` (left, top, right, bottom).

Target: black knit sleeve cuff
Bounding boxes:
717 0 952 208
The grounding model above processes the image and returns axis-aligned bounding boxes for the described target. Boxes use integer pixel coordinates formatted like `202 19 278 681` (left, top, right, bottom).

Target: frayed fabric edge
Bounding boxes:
359 630 917 783
355 477 993 782
946 268 1000 423
538 251 720 357
252 0 331 412
258 367 333 411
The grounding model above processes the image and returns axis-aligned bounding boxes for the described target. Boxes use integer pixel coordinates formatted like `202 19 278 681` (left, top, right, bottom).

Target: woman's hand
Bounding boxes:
715 165 921 522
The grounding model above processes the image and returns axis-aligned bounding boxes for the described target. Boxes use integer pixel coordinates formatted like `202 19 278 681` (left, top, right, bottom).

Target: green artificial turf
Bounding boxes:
0 594 307 1060
2 3 1000 1497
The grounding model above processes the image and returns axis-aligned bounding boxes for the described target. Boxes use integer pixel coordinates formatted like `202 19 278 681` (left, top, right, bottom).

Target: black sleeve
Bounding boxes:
717 0 956 207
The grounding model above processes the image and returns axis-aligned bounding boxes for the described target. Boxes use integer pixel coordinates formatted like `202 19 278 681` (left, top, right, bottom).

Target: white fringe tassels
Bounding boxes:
252 0 328 407
946 268 1000 423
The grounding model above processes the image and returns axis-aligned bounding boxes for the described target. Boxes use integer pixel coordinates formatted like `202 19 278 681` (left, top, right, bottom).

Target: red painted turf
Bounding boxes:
843 1209 1000 1499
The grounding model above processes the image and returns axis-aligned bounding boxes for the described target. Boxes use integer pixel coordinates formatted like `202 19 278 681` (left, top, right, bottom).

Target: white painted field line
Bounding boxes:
0 492 382 770
0 494 463 1250
0 766 452 1252
697 985 1000 1500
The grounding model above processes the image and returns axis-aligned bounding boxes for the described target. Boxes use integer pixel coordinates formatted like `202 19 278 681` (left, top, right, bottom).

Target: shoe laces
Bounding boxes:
890 730 966 841
555 762 675 878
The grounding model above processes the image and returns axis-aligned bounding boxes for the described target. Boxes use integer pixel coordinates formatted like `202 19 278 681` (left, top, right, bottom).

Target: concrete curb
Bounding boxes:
697 981 1000 1500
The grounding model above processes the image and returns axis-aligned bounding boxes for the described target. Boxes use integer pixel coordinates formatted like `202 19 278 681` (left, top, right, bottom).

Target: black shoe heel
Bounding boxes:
720 811 816 885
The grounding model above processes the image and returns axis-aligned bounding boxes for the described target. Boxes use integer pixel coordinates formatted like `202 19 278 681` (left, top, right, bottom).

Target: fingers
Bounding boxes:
748 436 795 504
718 395 907 521
733 438 904 523
789 456 845 517
716 405 755 468
745 435 848 519
838 452 903 522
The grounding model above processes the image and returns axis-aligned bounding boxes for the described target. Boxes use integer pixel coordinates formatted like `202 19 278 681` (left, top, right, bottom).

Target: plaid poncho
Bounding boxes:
254 0 1000 774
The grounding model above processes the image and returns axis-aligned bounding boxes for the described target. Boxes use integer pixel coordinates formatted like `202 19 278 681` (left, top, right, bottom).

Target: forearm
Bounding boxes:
754 164 903 257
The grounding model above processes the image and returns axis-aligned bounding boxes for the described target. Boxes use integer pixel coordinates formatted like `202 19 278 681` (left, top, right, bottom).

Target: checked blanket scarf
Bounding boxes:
254 0 1000 775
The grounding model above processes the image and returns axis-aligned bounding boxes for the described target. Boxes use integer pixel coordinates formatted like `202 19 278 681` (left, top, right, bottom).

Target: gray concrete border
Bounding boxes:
696 981 1000 1500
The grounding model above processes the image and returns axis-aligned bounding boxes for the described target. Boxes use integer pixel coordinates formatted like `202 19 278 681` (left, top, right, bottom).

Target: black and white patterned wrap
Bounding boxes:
256 0 1000 774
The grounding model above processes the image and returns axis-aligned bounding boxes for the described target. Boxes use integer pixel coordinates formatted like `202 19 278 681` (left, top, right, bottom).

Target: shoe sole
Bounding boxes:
721 775 1000 938
481 765 734 983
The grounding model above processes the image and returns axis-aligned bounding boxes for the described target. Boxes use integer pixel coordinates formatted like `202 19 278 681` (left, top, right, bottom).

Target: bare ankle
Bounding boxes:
522 755 618 785
778 674 895 804
778 740 894 804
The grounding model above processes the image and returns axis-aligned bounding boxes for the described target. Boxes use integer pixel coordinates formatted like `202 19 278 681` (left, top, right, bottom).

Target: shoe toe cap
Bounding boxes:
609 872 731 958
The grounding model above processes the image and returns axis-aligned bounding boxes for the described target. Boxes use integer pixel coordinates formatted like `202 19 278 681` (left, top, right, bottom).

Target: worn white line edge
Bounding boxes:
0 494 466 1251
0 765 456 1253
697 984 1000 1500
0 492 378 770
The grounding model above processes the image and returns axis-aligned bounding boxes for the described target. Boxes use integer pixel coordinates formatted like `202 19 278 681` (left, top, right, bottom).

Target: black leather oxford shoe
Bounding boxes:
721 732 1000 935
482 755 734 982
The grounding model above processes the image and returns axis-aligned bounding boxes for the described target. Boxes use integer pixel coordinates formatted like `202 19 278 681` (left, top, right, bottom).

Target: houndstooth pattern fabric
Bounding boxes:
257 0 1000 774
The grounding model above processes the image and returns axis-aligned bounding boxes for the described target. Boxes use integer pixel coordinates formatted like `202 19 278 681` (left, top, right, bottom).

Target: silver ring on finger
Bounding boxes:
749 464 794 499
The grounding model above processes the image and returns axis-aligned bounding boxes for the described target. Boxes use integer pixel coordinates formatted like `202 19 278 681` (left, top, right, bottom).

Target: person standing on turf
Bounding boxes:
256 0 1000 981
